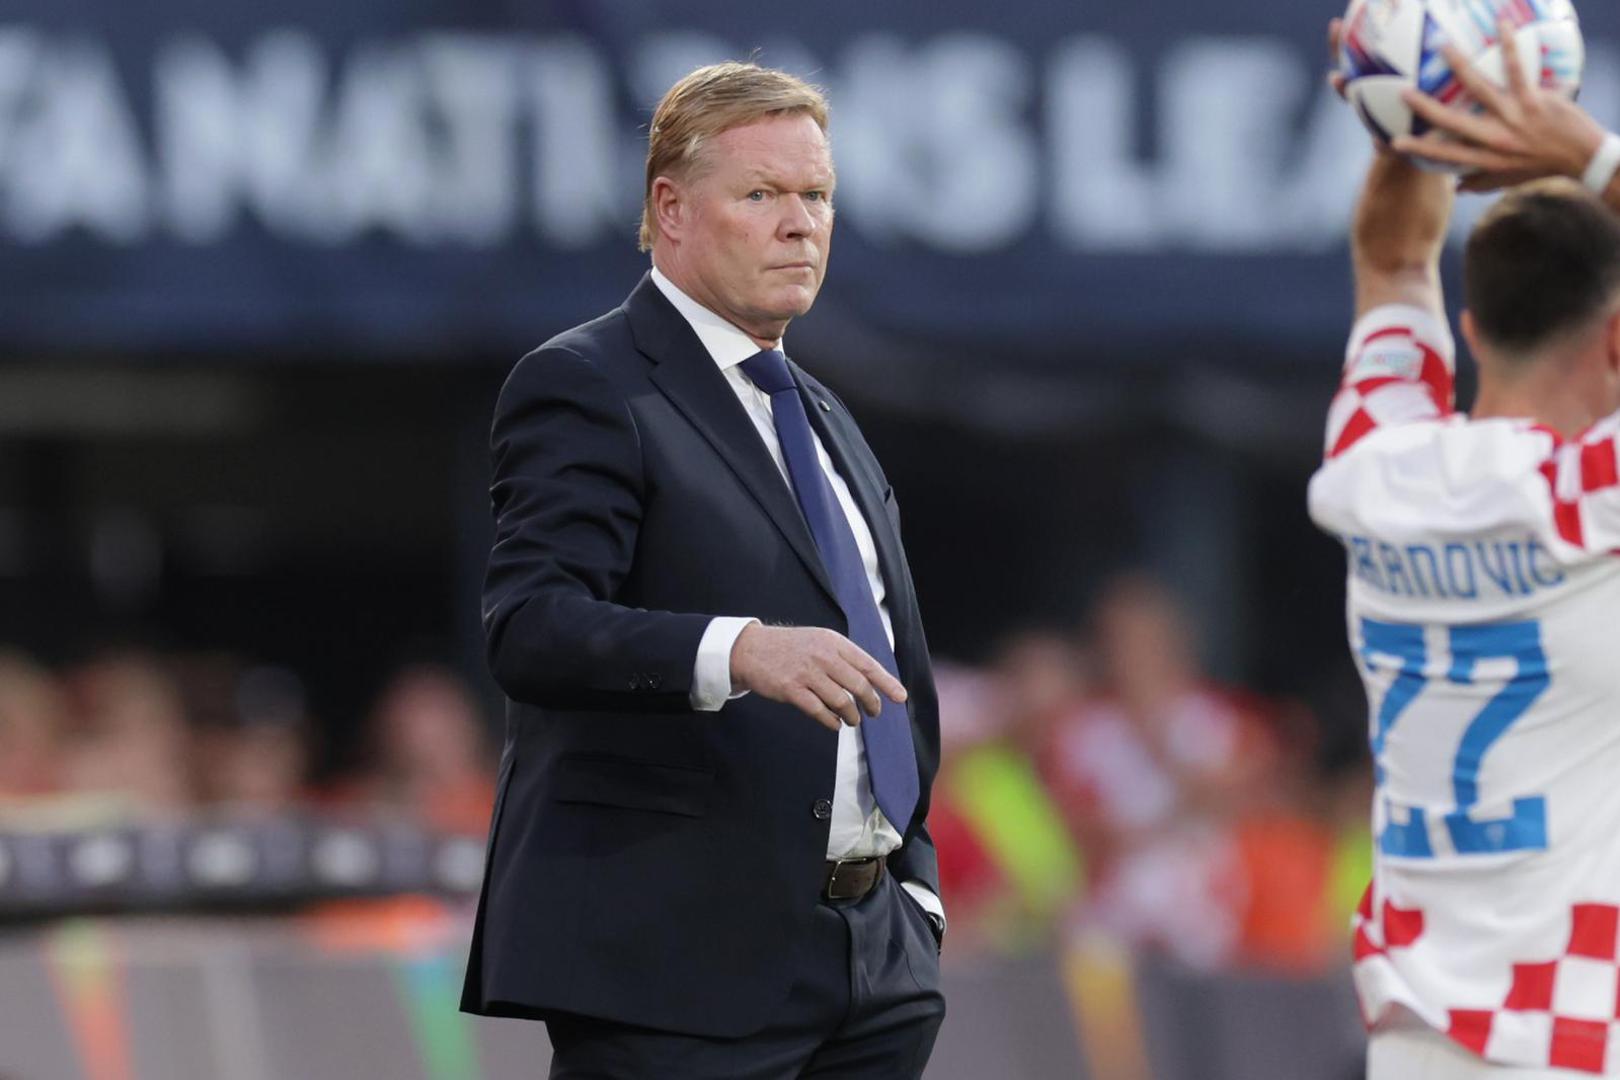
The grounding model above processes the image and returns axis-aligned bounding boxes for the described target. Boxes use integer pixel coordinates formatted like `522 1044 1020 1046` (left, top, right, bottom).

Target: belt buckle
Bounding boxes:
826 857 873 900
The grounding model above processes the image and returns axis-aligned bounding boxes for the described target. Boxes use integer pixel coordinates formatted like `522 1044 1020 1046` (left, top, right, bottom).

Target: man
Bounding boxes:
1313 20 1620 1078
460 61 946 1078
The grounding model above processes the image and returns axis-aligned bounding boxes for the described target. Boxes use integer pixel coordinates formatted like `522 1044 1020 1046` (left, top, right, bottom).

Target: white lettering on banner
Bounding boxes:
325 44 437 243
422 35 520 246
529 37 629 249
4 38 150 243
829 37 911 246
1048 38 1163 250
0 31 37 187
0 26 1617 252
1048 37 1370 251
159 36 253 243
154 31 331 242
1161 39 1308 251
838 35 1039 252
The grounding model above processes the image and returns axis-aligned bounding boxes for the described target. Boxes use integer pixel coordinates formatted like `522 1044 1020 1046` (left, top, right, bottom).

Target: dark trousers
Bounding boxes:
546 874 947 1079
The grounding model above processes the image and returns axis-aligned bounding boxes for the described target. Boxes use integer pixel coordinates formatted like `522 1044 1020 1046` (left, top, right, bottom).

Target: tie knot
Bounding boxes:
739 349 796 395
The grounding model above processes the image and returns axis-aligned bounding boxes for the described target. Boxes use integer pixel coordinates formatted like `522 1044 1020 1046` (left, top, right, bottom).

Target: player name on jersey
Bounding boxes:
1338 533 1567 600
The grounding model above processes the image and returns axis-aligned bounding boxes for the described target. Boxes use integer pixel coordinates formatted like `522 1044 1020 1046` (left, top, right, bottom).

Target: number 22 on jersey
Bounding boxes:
1359 618 1551 859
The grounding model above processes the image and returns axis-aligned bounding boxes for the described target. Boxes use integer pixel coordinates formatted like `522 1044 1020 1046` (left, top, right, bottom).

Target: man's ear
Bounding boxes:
651 176 685 244
1459 309 1482 365
1606 307 1620 380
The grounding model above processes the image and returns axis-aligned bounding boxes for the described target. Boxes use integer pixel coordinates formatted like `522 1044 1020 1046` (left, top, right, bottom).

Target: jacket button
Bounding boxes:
812 798 833 820
628 675 642 691
647 673 662 690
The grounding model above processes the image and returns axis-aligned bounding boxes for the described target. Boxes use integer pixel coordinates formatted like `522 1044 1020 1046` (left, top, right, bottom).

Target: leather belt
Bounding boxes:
822 856 884 901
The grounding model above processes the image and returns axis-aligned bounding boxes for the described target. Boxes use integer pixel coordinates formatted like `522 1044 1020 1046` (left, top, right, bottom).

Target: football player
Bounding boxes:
1317 16 1620 1078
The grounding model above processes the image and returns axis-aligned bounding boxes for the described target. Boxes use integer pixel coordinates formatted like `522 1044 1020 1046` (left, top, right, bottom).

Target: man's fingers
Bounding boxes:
1400 88 1515 151
1327 19 1349 101
1497 15 1532 101
809 672 862 727
790 687 845 733
837 641 908 704
1439 43 1510 120
1392 133 1521 175
827 658 884 717
1389 132 1462 161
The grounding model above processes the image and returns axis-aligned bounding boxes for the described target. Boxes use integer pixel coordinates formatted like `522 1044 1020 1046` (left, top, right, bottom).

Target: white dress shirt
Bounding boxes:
650 267 942 929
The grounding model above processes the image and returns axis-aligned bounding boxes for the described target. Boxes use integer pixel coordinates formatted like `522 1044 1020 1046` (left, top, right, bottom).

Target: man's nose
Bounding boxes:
779 195 817 238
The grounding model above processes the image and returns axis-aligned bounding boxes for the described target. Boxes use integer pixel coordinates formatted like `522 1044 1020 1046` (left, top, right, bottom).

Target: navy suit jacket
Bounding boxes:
460 274 941 1037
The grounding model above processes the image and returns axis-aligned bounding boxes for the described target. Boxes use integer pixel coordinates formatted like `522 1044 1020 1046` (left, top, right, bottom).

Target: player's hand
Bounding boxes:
1393 15 1606 192
1327 17 1348 101
730 623 907 733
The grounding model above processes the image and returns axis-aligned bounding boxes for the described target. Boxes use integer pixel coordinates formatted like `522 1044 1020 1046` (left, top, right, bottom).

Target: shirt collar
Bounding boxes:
649 264 779 373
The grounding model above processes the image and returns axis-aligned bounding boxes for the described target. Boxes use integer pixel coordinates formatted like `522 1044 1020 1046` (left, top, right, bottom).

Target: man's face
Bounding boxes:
664 113 835 342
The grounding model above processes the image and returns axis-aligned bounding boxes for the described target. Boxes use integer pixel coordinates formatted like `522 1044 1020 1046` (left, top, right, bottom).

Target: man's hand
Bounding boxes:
730 623 907 733
1328 17 1348 101
1394 16 1605 193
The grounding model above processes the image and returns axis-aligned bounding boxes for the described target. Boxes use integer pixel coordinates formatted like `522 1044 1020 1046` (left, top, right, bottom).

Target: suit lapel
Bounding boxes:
626 275 840 609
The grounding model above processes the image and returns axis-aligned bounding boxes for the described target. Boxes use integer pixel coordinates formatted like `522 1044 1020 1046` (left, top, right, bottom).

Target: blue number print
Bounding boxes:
1443 623 1550 854
1358 617 1551 859
1358 619 1434 857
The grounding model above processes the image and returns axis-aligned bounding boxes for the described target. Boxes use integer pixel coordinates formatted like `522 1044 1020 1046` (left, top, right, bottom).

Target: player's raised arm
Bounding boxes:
1320 26 1460 463
1350 150 1454 321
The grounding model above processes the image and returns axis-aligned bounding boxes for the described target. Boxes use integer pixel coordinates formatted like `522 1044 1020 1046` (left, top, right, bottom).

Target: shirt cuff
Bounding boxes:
689 617 760 712
901 880 946 937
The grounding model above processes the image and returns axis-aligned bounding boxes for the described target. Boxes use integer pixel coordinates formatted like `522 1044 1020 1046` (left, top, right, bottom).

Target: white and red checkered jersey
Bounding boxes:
1308 304 1620 1074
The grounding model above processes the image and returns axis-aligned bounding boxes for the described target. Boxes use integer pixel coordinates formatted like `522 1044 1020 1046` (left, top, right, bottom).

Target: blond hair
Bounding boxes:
639 62 829 252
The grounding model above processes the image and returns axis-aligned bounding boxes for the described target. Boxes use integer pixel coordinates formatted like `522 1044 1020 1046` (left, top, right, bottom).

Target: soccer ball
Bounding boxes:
1339 0 1584 159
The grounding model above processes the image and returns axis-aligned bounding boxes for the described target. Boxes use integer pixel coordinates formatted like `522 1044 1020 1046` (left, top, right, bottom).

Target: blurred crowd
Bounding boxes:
0 571 1372 975
0 653 495 838
930 573 1372 975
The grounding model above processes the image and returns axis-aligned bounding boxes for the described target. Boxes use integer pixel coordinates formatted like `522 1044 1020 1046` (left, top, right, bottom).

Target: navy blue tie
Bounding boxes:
739 349 919 831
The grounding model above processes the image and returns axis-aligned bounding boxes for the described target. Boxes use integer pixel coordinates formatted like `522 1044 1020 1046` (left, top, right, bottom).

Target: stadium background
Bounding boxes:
2 1 1616 1077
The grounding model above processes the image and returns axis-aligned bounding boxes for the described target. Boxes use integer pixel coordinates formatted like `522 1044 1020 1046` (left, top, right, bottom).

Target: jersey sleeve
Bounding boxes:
1324 304 1456 460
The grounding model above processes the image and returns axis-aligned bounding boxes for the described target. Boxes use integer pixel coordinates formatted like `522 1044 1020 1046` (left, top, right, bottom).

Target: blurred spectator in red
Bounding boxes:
1045 576 1278 872
0 652 71 801
994 630 1091 753
1042 574 1290 969
192 663 314 813
62 652 195 815
335 664 493 835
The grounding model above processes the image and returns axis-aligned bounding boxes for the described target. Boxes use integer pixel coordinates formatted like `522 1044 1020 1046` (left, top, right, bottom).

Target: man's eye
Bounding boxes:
747 191 767 202
805 191 824 202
